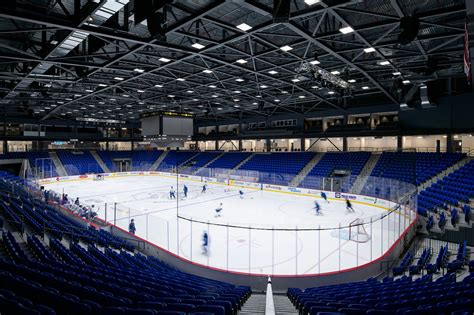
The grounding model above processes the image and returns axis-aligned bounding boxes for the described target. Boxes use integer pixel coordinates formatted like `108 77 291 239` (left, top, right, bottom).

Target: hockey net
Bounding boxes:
92 174 105 181
348 218 370 243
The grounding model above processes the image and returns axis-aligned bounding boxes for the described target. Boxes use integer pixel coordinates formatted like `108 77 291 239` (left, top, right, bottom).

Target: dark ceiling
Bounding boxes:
0 0 469 124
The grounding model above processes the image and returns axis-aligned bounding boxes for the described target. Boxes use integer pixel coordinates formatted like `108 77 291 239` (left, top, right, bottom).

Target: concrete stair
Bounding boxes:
49 152 67 176
177 152 201 172
239 293 266 314
193 152 225 175
273 294 298 315
289 153 324 187
150 150 169 171
350 153 381 194
90 151 110 173
232 153 255 173
419 156 473 190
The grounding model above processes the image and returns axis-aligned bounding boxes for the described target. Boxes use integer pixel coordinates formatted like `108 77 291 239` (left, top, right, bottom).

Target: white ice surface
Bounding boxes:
45 176 412 275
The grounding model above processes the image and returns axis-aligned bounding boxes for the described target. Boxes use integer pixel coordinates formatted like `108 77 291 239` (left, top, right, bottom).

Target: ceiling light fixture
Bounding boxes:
339 26 354 34
203 69 213 74
364 47 376 53
236 23 252 31
159 57 171 63
268 70 278 75
191 43 205 49
236 59 247 64
304 0 321 5
280 45 293 52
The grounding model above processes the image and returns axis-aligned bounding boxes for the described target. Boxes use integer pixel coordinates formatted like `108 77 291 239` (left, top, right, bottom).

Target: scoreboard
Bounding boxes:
141 112 193 147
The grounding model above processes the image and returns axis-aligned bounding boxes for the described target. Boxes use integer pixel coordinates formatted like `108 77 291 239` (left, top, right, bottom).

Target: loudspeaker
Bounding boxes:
273 0 290 23
147 12 165 38
135 0 171 25
398 16 419 45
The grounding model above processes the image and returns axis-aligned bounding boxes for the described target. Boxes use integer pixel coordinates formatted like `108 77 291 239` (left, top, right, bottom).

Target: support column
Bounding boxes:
215 140 219 150
3 140 7 154
467 0 474 84
301 137 306 151
342 137 348 151
397 136 403 151
446 134 454 153
266 139 271 152
238 139 243 151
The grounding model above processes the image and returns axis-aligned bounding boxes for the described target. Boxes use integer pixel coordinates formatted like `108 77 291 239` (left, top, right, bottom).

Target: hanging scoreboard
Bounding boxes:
141 112 193 147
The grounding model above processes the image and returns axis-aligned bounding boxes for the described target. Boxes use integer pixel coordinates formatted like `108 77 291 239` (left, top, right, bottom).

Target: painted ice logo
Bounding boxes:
335 192 341 198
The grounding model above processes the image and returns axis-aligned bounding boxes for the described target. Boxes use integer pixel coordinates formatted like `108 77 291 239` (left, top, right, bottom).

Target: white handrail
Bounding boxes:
265 276 276 315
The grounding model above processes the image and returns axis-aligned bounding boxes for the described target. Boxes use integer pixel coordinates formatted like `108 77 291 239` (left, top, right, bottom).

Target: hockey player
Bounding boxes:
346 198 355 213
215 202 223 217
321 191 329 203
201 182 207 194
169 186 176 199
239 190 244 199
183 185 188 198
314 201 321 215
202 231 209 255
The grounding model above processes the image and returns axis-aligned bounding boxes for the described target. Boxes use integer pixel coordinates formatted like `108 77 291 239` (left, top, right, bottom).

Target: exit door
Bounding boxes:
113 159 131 172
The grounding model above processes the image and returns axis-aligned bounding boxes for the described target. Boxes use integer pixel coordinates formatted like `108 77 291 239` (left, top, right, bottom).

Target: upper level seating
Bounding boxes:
370 152 464 185
57 151 104 175
0 171 251 314
206 152 251 170
417 160 474 216
157 151 197 171
288 272 474 315
131 150 163 171
183 151 222 172
300 152 371 191
238 152 316 185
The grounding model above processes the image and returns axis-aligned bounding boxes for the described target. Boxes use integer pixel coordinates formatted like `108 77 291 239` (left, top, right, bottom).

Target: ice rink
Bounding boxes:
45 175 413 275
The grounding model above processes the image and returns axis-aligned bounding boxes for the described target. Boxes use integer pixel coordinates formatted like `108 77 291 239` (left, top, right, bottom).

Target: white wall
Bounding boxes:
348 137 397 151
306 138 343 152
457 134 474 153
198 141 216 151
7 141 33 152
241 140 266 152
402 135 446 152
218 140 239 151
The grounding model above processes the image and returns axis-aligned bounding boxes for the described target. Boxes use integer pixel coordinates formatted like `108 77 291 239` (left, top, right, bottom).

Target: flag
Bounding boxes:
464 20 471 84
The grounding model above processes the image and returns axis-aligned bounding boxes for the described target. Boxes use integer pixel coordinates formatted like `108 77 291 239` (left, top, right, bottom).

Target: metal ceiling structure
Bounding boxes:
0 0 469 124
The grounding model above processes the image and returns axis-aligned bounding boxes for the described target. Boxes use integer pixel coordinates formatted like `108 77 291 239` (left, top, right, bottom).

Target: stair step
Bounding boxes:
90 151 110 173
